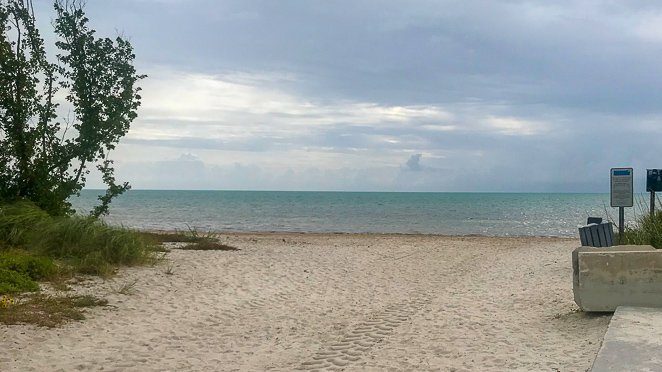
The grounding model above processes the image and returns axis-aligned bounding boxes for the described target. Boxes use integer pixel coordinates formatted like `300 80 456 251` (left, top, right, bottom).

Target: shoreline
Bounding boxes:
143 228 579 240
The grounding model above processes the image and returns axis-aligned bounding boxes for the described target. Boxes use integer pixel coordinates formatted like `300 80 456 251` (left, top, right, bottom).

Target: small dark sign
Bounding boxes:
647 169 662 192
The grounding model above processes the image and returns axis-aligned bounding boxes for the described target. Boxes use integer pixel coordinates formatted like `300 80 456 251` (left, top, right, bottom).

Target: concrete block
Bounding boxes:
591 306 662 371
572 245 662 312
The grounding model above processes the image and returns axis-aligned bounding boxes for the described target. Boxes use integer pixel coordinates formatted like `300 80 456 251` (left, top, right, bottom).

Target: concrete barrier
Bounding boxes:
572 245 662 312
591 306 662 371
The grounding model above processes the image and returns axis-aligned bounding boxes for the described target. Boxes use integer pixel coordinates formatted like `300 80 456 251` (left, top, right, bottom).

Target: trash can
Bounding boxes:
578 222 614 247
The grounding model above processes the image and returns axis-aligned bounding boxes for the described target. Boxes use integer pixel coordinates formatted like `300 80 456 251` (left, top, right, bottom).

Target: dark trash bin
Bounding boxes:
578 222 614 247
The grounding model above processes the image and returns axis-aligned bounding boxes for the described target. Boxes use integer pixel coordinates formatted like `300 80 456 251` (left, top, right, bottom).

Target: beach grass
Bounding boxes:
618 209 662 248
0 201 155 278
114 279 139 295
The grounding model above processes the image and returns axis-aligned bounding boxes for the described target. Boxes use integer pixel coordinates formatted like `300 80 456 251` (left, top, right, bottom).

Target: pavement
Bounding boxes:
591 306 662 371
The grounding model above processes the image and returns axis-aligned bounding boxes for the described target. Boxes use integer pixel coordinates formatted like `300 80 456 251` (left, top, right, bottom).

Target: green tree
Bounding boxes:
0 0 144 216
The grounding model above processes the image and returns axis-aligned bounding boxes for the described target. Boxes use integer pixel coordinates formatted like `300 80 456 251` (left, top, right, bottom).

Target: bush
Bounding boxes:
0 268 39 294
0 251 57 280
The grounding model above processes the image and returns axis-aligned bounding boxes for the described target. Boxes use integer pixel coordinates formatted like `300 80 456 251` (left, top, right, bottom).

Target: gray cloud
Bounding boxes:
33 0 662 192
406 154 423 171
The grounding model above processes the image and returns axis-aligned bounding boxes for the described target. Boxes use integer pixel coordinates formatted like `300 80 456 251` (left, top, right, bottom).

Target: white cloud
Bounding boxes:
136 67 453 134
484 116 547 136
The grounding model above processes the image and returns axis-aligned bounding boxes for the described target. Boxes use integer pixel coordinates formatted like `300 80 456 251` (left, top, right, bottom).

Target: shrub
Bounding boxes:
0 269 39 294
0 251 57 280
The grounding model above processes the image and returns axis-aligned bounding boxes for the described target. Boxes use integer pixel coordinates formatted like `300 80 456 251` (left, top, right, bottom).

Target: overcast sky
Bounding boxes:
36 0 662 191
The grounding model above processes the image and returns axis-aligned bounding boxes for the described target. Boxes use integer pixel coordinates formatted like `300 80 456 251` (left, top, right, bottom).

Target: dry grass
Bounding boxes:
0 294 108 328
114 279 138 295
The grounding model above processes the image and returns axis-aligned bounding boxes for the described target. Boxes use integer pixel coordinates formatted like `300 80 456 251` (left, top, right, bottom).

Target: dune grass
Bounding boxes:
618 209 662 248
0 201 155 278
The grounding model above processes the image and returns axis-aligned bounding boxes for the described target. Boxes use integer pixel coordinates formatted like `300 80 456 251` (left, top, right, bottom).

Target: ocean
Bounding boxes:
69 190 650 237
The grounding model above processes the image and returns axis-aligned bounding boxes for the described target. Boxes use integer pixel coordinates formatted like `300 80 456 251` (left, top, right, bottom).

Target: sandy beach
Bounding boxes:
1 233 610 371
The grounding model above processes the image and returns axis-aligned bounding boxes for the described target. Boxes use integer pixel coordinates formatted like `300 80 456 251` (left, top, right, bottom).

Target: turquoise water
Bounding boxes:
70 190 646 237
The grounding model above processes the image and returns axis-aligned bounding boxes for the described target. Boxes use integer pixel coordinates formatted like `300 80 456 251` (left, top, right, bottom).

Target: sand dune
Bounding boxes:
1 234 610 371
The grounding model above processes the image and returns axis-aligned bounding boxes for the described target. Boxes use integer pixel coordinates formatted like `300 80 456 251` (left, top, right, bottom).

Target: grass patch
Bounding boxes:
0 294 108 328
0 202 51 246
0 201 155 276
619 212 662 248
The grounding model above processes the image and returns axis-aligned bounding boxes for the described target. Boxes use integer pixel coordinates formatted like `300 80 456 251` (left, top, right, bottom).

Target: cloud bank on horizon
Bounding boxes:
49 0 662 192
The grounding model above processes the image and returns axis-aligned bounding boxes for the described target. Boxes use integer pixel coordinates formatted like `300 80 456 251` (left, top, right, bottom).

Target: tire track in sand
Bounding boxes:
297 293 431 371
296 245 486 371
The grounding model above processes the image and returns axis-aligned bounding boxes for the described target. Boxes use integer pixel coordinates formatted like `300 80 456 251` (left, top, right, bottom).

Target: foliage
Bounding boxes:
0 200 50 245
33 215 152 275
618 209 662 248
0 250 57 280
0 0 144 216
0 267 38 294
0 201 154 276
0 293 107 327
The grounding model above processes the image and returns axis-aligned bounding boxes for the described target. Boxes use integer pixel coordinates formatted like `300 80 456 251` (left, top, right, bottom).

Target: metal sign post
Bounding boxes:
611 168 633 240
647 169 662 218
652 191 656 218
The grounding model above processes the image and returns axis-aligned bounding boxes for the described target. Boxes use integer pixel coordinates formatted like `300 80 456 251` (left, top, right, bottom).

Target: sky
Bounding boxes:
33 0 662 192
